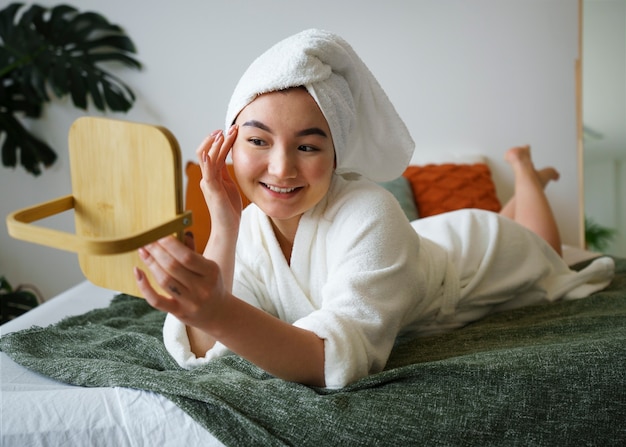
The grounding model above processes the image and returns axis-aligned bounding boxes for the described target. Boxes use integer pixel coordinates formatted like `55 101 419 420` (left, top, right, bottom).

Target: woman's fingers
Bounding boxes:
197 133 219 181
217 124 238 166
135 236 227 328
135 238 201 315
137 236 221 299
133 266 180 314
207 131 224 166
140 236 205 282
196 130 221 161
196 125 239 181
196 131 221 184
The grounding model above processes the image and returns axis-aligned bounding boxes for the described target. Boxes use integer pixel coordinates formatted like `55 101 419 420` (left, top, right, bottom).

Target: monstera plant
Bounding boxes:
0 2 141 176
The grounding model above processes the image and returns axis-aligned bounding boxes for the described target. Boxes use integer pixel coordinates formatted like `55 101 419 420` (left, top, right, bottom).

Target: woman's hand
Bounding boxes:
134 237 325 387
197 125 242 234
133 235 228 332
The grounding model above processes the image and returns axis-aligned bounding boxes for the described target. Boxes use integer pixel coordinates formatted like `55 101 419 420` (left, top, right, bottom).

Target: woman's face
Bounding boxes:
232 88 336 236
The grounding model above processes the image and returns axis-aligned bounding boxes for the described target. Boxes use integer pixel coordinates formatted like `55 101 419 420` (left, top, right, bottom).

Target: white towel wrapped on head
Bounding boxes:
225 28 415 182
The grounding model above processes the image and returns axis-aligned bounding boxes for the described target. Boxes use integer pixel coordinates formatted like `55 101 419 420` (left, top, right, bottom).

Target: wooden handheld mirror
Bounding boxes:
6 117 192 297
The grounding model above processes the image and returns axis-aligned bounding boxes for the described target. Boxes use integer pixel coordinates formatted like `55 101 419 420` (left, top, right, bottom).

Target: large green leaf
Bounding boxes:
0 2 142 176
0 111 57 175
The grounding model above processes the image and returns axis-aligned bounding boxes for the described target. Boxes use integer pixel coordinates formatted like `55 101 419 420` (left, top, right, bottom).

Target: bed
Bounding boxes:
2 161 625 446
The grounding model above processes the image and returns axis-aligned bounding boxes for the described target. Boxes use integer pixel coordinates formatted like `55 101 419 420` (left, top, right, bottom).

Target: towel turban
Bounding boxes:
225 29 415 182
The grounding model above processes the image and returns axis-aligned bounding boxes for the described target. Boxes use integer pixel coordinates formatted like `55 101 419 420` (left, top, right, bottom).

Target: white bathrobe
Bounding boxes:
163 175 614 388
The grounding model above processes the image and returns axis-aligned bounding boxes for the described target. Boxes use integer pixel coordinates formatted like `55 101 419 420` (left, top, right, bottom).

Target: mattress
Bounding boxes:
1 281 224 447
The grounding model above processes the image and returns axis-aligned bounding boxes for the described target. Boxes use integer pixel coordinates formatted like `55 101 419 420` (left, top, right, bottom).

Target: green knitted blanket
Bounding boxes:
2 258 625 446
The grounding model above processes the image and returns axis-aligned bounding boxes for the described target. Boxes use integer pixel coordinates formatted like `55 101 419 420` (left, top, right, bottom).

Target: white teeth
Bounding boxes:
264 183 297 194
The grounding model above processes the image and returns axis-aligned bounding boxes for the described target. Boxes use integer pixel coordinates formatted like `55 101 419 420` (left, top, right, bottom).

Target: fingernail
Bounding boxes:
228 124 238 135
133 267 144 281
138 247 148 260
210 129 221 136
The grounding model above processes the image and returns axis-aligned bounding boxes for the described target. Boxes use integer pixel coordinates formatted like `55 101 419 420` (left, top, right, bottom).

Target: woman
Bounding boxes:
134 29 614 389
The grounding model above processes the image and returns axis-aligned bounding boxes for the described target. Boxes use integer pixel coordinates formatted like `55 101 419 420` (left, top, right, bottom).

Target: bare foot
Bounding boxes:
504 145 533 167
505 145 559 189
536 167 560 188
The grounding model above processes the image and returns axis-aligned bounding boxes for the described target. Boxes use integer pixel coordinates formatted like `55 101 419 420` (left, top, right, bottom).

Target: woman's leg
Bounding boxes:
499 146 562 255
499 166 560 218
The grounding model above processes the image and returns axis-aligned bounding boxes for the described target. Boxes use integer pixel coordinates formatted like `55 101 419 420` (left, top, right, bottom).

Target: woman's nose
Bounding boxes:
267 148 297 178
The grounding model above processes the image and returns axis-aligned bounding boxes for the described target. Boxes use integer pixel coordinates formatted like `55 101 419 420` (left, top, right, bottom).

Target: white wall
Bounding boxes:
0 0 581 299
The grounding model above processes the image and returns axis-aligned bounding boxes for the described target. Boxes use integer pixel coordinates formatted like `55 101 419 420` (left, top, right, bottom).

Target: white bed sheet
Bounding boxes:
0 281 223 447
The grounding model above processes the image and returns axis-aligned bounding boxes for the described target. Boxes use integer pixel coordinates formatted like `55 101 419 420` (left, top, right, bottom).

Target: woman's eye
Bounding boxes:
249 138 265 146
298 145 317 152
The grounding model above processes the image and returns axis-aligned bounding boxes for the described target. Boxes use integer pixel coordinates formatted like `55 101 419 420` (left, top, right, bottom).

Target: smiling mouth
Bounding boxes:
261 182 301 194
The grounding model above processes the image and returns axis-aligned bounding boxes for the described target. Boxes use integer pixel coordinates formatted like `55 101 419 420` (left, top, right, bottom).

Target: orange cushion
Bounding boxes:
402 163 501 218
184 162 250 253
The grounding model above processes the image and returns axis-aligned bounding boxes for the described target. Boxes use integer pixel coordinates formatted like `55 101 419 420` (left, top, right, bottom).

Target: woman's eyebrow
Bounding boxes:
242 120 327 138
296 127 328 138
242 120 271 132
